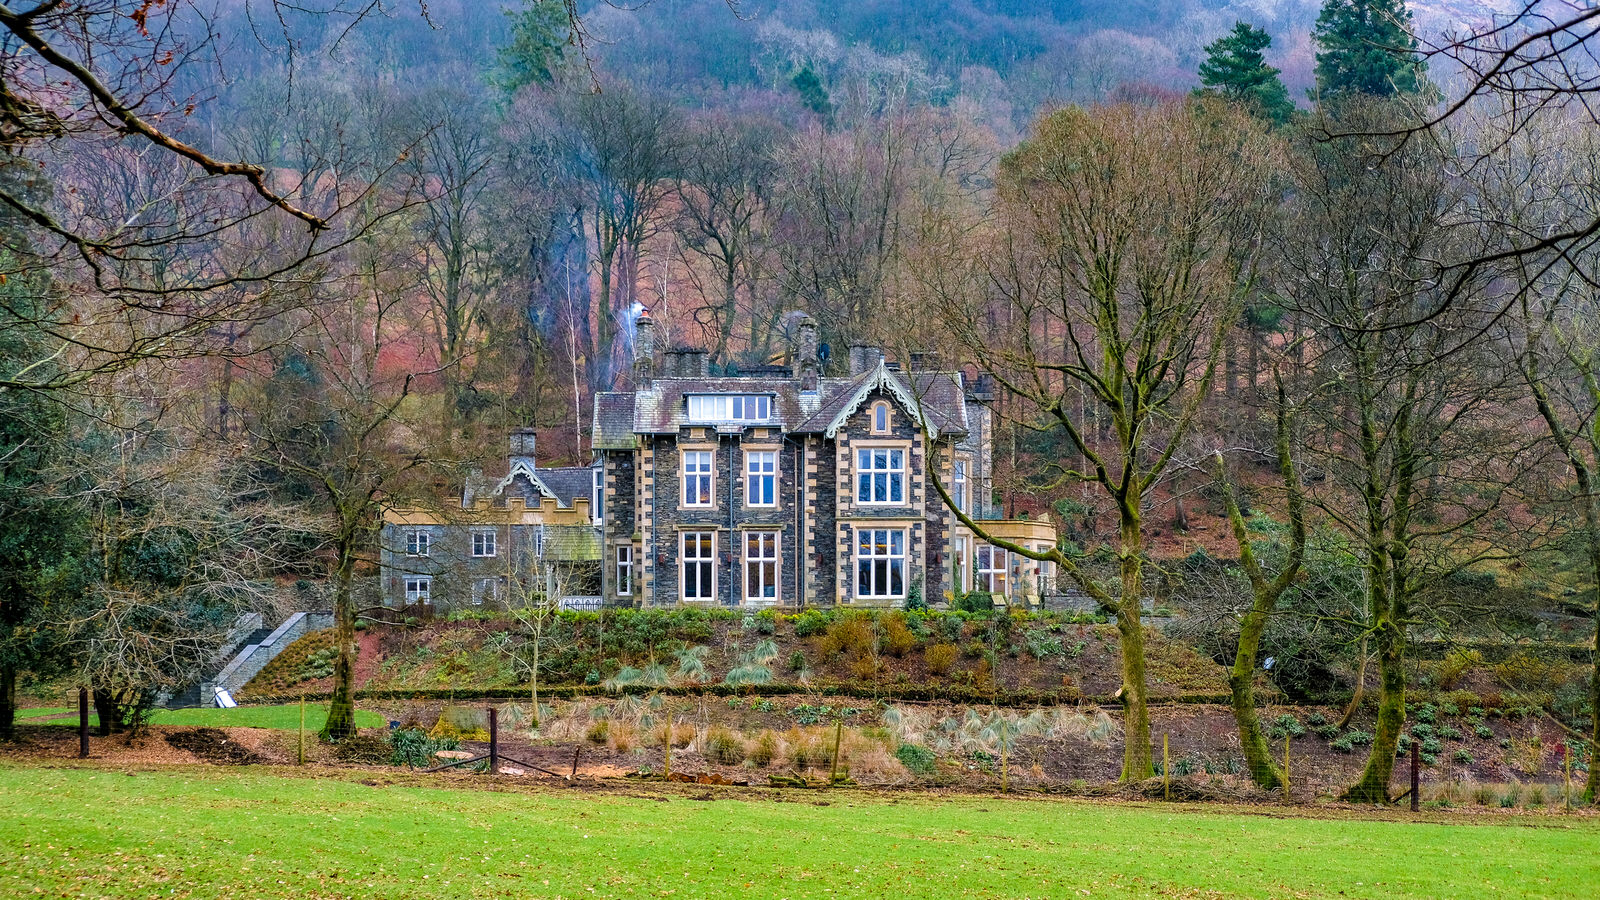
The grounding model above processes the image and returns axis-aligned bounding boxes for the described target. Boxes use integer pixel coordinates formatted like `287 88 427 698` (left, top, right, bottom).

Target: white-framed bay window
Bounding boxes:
953 459 969 514
976 544 1007 595
856 446 906 505
745 450 777 507
616 545 634 597
744 530 779 605
682 450 715 507
856 528 907 600
681 531 716 602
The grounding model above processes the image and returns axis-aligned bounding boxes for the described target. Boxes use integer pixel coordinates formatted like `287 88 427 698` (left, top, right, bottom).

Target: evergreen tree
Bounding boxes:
1196 22 1295 126
1312 0 1428 99
493 0 573 97
791 66 833 119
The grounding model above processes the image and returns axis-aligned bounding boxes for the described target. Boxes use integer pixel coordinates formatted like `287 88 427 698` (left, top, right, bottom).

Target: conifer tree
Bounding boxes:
1312 0 1428 99
1198 22 1295 126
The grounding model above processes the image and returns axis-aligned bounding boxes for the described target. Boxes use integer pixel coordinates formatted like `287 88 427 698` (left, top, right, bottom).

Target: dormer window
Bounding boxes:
687 394 770 423
871 401 890 433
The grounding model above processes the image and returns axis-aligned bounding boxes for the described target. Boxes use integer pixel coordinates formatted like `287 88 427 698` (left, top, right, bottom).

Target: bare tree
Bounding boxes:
927 100 1276 782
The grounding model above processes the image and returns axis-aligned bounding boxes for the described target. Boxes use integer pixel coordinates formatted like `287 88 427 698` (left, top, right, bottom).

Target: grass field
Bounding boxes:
1 764 1595 899
16 704 385 731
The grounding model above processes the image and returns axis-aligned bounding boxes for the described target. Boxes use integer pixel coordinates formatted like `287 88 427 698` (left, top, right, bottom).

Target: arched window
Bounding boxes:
871 401 889 433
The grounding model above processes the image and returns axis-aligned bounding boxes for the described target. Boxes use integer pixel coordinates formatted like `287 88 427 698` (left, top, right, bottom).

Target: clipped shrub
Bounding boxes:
925 643 959 676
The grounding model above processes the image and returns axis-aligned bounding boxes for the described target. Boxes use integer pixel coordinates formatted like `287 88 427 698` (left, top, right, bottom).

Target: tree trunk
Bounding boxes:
1343 615 1405 803
1230 606 1282 789
1116 511 1153 781
92 689 119 736
1334 634 1369 731
323 546 359 741
0 664 15 741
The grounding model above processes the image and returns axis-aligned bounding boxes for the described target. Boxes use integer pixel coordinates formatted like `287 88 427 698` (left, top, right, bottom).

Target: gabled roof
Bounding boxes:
593 362 971 447
463 461 593 510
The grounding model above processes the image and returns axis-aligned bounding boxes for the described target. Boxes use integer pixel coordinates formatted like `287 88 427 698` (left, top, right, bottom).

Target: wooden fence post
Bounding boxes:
830 719 843 785
489 706 499 775
1163 734 1170 801
78 687 89 759
663 713 673 780
1410 740 1420 812
1282 734 1291 802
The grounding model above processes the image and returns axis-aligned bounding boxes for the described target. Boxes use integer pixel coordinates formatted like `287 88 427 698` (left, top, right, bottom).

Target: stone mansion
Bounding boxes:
378 314 1056 611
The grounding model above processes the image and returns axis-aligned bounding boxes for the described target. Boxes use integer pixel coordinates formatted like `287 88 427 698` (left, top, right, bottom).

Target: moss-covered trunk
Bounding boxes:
1344 615 1406 802
322 542 358 742
1116 508 1153 782
1230 608 1281 789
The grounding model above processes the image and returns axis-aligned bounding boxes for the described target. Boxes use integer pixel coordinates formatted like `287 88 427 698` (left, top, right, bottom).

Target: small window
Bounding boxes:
405 530 430 557
872 401 889 433
687 394 770 423
404 576 432 604
471 577 503 606
744 531 779 605
616 545 634 597
472 530 496 558
593 467 605 525
745 450 777 507
952 536 969 594
856 447 905 505
683 450 715 507
976 544 1007 595
953 460 968 514
682 531 716 601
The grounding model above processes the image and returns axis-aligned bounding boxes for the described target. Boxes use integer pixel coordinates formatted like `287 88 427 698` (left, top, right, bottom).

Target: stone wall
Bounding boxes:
202 612 335 705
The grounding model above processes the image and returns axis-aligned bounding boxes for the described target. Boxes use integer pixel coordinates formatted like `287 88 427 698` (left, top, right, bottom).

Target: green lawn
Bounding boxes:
1 765 1596 899
18 703 383 731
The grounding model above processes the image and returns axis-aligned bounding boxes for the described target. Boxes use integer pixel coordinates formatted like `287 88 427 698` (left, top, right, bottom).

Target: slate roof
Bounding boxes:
592 360 973 448
461 463 593 510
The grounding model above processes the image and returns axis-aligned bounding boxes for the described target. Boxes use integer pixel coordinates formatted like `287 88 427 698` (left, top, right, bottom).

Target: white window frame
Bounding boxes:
744 530 780 605
681 531 717 602
471 529 497 558
471 576 503 606
744 450 777 508
856 528 907 600
682 450 715 507
871 401 890 434
404 576 432 604
976 544 1008 595
952 536 969 595
687 394 771 423
405 530 430 557
856 446 906 505
592 467 605 525
616 545 634 597
953 459 969 514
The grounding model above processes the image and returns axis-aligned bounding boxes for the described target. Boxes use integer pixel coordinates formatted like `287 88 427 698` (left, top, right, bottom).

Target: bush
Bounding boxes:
747 731 777 767
925 643 959 676
388 728 459 769
789 651 807 673
706 727 744 765
895 743 937 776
881 612 917 657
586 720 610 745
1024 628 1064 660
1453 749 1474 765
819 613 874 659
1474 725 1493 739
1436 725 1462 741
1413 703 1437 724
1267 714 1305 740
952 591 996 615
793 609 831 638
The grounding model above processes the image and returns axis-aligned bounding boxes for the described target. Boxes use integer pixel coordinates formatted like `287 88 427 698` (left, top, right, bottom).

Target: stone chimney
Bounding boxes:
793 316 819 390
663 348 710 378
848 344 884 376
634 313 656 385
509 428 538 470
